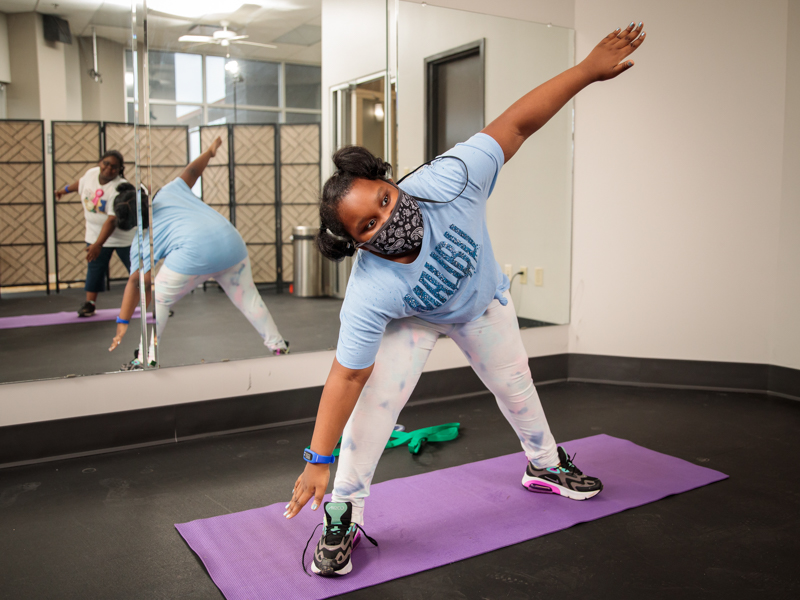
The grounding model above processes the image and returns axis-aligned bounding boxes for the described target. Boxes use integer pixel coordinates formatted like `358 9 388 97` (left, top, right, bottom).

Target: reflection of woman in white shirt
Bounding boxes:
55 150 134 317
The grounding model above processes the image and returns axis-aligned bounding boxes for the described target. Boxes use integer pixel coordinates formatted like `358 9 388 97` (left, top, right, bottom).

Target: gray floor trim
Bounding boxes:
567 377 800 402
1 353 797 468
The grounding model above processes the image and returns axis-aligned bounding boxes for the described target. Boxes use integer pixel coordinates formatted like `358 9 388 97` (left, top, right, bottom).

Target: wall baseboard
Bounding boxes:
0 353 796 468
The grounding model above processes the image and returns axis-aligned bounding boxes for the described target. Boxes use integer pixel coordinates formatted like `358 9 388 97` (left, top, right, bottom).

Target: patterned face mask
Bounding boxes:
355 188 424 256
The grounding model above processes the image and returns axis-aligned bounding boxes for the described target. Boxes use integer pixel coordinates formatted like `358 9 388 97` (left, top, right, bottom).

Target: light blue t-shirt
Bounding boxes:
336 132 510 370
129 178 247 275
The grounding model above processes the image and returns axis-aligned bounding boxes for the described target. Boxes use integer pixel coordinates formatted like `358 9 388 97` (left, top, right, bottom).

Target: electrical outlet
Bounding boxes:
534 267 544 286
503 264 513 279
519 266 528 284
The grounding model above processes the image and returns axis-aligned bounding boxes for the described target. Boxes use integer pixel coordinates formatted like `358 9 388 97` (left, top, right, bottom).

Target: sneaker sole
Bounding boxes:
521 474 602 500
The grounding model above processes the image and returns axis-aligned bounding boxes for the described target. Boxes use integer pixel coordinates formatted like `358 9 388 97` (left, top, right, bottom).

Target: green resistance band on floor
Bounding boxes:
329 423 461 457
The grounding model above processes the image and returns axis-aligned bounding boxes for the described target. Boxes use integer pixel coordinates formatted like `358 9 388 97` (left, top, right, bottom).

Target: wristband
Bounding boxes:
64 185 69 193
303 448 335 464
116 317 130 324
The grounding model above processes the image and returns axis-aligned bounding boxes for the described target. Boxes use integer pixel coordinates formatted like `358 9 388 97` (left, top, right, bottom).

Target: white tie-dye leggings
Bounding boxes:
153 257 286 351
332 290 558 525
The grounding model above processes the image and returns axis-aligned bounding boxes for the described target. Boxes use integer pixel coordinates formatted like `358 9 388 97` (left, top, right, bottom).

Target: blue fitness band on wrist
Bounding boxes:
64 185 69 193
303 448 335 464
116 317 130 324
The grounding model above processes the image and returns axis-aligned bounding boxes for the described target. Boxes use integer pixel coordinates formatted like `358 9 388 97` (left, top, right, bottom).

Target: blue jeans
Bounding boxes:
84 245 131 293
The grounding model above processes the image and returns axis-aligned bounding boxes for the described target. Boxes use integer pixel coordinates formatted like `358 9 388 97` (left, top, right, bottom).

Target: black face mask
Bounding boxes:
351 155 468 256
355 188 424 255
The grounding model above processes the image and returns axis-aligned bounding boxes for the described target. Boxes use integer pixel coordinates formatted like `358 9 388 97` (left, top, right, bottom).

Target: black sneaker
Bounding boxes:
522 446 603 500
308 501 377 577
77 302 96 317
120 349 144 371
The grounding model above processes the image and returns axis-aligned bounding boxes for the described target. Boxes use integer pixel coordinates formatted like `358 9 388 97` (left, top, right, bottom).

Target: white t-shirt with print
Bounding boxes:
78 166 135 247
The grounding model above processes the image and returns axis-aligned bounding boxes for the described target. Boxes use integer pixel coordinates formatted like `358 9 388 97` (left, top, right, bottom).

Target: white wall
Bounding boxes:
79 36 126 122
569 0 790 364
396 2 574 324
402 0 574 29
321 0 387 181
771 0 800 370
6 12 40 119
63 39 83 121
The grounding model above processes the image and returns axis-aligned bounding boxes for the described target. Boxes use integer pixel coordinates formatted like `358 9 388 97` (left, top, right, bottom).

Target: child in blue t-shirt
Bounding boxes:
287 21 647 577
108 137 288 363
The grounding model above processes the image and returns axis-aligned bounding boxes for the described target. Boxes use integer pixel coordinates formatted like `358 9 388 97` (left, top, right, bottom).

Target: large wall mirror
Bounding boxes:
138 0 359 370
0 0 572 385
392 1 575 327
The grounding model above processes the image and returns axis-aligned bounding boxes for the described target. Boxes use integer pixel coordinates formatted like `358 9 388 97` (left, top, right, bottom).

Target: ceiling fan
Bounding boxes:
178 22 277 49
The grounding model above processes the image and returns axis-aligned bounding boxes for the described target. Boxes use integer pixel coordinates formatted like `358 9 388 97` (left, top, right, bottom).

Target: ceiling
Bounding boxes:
0 1 321 63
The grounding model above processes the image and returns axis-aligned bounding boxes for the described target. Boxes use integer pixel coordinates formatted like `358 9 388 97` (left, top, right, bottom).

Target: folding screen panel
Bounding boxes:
0 120 47 290
104 123 188 194
199 125 231 220
278 124 321 283
232 124 277 284
194 123 320 286
52 121 102 286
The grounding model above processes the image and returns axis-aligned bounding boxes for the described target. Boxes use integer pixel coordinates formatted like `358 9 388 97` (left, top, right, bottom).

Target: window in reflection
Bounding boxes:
207 108 280 125
206 56 280 108
285 64 322 109
124 51 321 126
284 112 322 124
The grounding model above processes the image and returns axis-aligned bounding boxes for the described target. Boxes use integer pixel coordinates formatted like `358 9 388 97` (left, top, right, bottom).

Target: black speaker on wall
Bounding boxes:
42 15 72 44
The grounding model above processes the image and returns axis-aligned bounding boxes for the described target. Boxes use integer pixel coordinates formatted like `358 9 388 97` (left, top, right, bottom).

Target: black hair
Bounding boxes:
316 145 392 262
101 149 125 176
113 182 149 231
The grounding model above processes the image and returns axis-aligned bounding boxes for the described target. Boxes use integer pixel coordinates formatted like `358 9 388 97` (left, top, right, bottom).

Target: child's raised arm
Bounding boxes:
179 136 224 189
482 21 646 163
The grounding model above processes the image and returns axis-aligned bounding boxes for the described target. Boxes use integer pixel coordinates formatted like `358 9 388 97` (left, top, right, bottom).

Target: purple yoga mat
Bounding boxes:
176 434 727 600
0 307 154 330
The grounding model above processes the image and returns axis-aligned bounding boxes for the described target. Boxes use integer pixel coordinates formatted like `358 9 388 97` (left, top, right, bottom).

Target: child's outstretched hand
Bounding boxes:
580 21 647 82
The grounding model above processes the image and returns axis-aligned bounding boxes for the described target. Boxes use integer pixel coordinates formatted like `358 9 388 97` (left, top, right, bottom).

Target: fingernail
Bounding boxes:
285 514 291 519
627 61 633 66
283 511 288 516
630 22 635 27
615 27 620 32
311 503 318 510
638 22 642 27
285 503 290 509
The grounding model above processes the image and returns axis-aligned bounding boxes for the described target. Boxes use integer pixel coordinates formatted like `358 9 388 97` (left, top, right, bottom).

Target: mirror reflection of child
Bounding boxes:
55 151 133 317
108 137 289 365
284 22 647 578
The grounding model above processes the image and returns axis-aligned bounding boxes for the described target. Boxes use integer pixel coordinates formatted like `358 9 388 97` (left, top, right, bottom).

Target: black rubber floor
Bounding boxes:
0 286 343 383
0 383 798 599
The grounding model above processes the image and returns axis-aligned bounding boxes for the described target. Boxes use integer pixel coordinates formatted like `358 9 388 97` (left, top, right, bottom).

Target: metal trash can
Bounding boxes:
325 254 354 299
292 226 323 297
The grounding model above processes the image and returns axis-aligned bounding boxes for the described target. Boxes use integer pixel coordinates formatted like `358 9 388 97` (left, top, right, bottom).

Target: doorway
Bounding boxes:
425 40 485 161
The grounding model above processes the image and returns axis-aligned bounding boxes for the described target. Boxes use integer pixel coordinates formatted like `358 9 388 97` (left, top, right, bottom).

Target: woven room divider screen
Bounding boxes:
0 120 48 292
198 123 320 286
52 121 105 287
